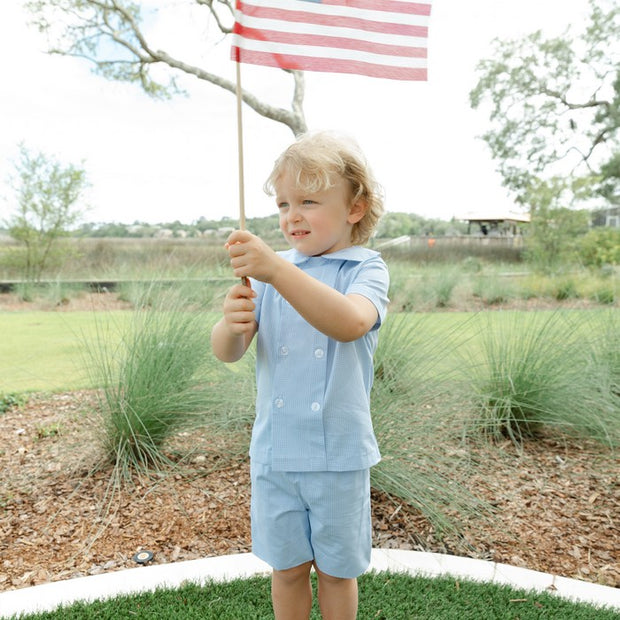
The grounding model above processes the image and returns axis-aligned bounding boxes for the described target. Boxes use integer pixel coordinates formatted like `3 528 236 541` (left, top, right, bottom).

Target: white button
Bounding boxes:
280 346 289 356
275 398 284 408
311 402 321 412
314 348 324 359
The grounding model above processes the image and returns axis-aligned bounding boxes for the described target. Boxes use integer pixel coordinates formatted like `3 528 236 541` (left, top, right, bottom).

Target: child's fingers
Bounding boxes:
227 282 256 299
222 308 255 335
223 286 256 316
225 230 253 247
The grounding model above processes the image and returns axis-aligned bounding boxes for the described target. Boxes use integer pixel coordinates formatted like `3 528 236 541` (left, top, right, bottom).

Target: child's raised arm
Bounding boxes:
270 260 378 342
225 230 378 342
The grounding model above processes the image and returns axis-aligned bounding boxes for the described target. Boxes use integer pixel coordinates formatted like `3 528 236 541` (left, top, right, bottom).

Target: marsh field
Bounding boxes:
0 237 618 593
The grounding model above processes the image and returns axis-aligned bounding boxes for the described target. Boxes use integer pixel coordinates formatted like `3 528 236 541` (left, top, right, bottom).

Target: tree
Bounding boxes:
469 0 620 207
522 177 590 271
5 144 89 282
25 0 307 136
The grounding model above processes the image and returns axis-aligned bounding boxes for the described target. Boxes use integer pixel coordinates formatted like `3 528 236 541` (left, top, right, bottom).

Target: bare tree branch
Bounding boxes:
26 0 307 135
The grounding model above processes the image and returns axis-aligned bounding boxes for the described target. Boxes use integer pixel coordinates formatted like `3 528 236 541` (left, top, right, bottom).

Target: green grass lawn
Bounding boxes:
12 572 618 620
0 311 133 393
0 308 612 394
0 310 469 394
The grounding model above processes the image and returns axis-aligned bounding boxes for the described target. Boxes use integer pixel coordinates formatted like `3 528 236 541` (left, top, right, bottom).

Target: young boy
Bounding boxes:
211 131 389 620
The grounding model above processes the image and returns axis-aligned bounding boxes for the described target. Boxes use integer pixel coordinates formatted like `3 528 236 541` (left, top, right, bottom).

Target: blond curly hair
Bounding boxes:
264 131 384 246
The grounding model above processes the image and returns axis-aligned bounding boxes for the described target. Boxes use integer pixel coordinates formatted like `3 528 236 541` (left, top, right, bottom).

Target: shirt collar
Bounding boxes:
284 247 378 265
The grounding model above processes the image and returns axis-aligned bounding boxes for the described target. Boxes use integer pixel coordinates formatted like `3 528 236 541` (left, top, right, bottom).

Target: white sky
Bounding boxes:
0 0 591 226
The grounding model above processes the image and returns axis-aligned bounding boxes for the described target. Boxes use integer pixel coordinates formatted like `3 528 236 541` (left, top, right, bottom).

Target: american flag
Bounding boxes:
231 0 432 81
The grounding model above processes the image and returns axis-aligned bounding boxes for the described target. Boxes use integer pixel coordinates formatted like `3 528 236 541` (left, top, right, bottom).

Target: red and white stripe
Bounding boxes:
231 0 432 81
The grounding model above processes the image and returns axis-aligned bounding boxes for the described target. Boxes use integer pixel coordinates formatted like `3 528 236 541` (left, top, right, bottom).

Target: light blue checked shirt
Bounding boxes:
249 246 389 472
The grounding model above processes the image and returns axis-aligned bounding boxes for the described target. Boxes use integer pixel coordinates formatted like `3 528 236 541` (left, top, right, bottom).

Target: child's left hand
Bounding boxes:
225 230 282 283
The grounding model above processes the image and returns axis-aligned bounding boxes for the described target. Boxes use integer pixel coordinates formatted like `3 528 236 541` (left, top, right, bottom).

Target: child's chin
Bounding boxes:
289 237 313 250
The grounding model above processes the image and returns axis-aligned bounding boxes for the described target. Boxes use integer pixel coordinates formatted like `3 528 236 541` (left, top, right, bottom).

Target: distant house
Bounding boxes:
460 210 530 236
591 206 620 228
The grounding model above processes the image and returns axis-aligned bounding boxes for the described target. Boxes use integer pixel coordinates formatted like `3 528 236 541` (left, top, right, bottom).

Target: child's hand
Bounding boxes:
225 230 281 283
222 281 256 336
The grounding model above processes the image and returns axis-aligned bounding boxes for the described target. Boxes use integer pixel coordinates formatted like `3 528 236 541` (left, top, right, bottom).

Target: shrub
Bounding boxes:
590 286 616 305
579 228 620 267
581 310 620 440
552 277 579 301
460 311 618 447
14 281 35 302
471 275 517 306
85 283 253 479
115 278 229 313
42 280 87 306
371 313 489 537
415 268 460 309
461 256 483 273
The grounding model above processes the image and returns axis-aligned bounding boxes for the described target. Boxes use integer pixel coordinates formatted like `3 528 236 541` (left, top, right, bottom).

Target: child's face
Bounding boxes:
275 169 364 256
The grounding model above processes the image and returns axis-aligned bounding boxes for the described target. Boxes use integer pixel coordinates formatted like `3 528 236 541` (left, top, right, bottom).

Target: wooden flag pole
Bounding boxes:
235 61 246 232
235 61 249 287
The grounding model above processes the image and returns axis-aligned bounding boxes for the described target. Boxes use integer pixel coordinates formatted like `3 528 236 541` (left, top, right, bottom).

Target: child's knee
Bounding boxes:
273 561 313 585
314 563 354 586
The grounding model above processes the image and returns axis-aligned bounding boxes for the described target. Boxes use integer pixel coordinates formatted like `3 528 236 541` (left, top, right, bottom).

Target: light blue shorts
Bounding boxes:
250 461 372 579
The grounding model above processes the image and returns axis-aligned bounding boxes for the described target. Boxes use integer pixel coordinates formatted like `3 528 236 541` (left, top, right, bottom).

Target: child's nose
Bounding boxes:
287 205 303 222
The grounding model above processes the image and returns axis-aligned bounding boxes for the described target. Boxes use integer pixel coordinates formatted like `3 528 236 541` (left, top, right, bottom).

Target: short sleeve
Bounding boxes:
346 255 390 328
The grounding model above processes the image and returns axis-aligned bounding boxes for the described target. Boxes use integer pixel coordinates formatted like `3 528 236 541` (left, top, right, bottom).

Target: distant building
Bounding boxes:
591 206 620 228
460 211 530 236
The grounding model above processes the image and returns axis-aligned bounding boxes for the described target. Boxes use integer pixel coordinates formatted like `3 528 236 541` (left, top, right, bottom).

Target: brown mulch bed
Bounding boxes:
0 291 618 593
1 391 618 594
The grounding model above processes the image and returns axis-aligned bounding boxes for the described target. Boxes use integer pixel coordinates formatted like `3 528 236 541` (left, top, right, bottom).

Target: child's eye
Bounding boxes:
302 199 316 205
278 202 289 210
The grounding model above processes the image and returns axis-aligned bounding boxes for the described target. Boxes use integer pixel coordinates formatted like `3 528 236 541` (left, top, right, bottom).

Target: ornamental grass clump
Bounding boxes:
86 283 252 480
371 312 489 538
595 310 620 399
579 309 620 444
425 268 461 308
461 310 619 447
471 274 517 306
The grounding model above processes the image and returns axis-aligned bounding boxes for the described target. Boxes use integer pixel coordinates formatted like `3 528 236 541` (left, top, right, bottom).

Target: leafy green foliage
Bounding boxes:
0 392 26 414
579 228 620 267
5 144 89 282
470 0 620 206
521 178 591 272
375 212 467 238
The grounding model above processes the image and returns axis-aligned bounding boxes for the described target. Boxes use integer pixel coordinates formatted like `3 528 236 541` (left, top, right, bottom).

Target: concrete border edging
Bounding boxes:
0 549 618 618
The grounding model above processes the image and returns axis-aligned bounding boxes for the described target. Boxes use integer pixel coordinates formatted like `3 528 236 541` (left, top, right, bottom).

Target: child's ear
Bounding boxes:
347 198 367 224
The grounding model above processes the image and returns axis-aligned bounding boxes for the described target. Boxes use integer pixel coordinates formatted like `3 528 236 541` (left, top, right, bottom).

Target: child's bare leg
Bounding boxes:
315 565 358 620
272 561 313 620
